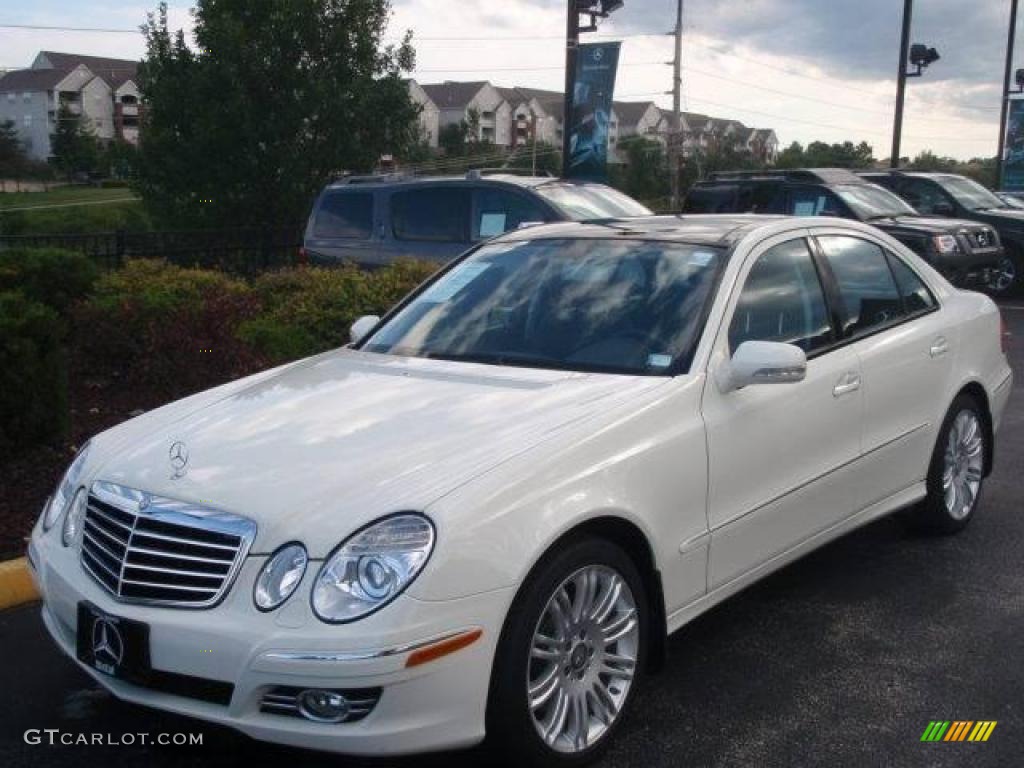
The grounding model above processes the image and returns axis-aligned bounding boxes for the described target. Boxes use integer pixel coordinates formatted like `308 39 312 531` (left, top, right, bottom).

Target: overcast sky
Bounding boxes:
0 0 1018 160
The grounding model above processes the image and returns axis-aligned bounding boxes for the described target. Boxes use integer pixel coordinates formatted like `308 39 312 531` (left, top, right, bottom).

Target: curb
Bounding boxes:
0 557 39 610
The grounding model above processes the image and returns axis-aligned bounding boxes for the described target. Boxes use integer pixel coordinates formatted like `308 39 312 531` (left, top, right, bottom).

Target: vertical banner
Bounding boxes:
1004 98 1024 191
567 42 621 181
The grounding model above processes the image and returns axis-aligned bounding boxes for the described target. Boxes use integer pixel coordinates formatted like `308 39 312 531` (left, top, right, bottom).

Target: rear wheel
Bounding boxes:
908 395 987 534
487 538 647 767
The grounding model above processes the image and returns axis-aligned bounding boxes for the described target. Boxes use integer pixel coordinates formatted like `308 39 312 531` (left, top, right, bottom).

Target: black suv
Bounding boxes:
683 169 1002 287
303 171 651 267
861 170 1021 295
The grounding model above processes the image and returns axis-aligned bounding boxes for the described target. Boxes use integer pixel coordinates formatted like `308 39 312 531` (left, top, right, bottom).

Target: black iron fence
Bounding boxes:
0 226 304 275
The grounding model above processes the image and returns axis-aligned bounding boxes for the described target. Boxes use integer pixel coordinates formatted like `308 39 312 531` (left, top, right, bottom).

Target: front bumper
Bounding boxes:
29 522 512 756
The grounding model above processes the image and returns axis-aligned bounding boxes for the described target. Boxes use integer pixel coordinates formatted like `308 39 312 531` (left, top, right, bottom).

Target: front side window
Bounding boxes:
787 186 849 218
392 188 470 242
933 175 1005 211
817 235 904 336
362 238 725 375
473 188 548 240
729 238 832 354
313 192 373 239
897 178 955 215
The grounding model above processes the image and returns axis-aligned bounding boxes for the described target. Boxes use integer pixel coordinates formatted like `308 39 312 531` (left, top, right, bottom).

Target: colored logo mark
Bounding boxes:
921 721 997 742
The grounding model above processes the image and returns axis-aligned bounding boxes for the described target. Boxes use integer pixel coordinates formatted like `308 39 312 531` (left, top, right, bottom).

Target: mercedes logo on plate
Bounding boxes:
169 441 189 479
92 618 124 667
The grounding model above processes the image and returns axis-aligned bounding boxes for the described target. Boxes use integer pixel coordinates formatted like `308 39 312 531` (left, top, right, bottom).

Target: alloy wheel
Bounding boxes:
526 564 639 754
987 255 1017 294
942 410 984 521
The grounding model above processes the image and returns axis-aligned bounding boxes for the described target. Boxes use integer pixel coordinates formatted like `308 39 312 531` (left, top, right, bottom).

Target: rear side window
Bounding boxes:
817 235 904 335
887 253 936 314
392 188 470 242
313 192 373 239
729 238 832 354
684 185 737 213
473 188 548 239
787 187 847 217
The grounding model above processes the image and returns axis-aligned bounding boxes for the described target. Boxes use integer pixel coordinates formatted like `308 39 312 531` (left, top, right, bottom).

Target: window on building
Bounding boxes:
729 238 833 354
23 115 31 127
5 93 13 103
817 235 905 336
22 92 31 102
392 188 470 242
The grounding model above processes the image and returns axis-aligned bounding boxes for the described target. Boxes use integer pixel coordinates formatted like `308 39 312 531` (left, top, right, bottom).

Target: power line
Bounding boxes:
0 22 140 34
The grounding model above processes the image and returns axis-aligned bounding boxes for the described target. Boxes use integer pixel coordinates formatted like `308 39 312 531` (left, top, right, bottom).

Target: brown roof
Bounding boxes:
613 101 657 127
39 51 138 89
0 67 71 93
420 81 490 109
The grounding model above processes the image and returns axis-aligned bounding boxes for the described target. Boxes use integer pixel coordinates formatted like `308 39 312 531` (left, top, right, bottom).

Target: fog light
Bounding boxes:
297 689 350 723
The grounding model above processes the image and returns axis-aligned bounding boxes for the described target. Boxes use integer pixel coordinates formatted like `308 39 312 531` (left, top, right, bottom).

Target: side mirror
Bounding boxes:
350 315 380 345
716 341 807 393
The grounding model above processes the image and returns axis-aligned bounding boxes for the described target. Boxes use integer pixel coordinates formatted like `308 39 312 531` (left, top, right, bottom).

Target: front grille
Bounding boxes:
260 686 381 722
969 229 996 249
80 481 256 608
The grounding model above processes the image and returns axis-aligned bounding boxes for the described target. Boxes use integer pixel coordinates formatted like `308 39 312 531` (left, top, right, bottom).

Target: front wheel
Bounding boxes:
986 249 1022 297
908 395 987 534
487 538 648 767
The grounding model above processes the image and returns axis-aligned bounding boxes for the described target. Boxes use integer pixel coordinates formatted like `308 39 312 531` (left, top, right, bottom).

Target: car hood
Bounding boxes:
874 215 986 234
88 348 666 554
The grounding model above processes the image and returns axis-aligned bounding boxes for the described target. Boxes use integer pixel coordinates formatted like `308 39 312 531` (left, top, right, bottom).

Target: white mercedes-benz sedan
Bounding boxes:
29 215 1012 766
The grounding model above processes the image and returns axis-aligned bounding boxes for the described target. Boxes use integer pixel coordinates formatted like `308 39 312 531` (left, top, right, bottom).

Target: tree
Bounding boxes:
438 121 469 157
610 137 669 206
0 120 28 180
136 0 419 229
50 105 100 180
773 140 875 169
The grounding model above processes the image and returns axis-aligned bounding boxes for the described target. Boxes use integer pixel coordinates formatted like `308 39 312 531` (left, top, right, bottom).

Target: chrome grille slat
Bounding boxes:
79 482 256 609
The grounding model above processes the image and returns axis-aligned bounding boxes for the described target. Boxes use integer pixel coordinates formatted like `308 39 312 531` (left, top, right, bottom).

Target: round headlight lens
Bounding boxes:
253 543 308 611
42 441 91 531
311 514 434 623
61 487 88 547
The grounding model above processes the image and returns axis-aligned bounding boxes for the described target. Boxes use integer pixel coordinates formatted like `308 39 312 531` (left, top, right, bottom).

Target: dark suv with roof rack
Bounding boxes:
861 170 1022 296
302 171 652 267
683 169 1002 288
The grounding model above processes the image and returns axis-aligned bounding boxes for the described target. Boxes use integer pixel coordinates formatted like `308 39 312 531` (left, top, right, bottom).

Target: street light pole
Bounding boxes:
562 1 580 178
997 0 1020 190
890 0 914 168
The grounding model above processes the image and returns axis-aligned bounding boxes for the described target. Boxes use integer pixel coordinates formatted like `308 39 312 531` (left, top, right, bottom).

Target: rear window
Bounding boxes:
313 192 373 239
392 188 470 242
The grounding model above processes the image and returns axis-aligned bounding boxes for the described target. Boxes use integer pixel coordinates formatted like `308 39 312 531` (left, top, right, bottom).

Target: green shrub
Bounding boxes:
76 259 265 397
0 247 99 314
0 291 68 456
238 260 438 362
0 201 151 235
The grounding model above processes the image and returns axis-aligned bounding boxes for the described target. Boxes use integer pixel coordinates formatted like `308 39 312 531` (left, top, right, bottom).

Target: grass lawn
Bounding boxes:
0 185 139 210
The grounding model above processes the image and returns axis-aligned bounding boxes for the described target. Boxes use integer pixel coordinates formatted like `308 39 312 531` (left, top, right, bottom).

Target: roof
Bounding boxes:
0 67 70 92
38 51 138 88
499 214 788 247
613 101 657 126
707 168 866 185
420 81 490 109
326 172 559 191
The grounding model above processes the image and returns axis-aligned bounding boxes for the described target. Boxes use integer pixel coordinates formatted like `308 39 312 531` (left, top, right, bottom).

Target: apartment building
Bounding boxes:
0 51 141 160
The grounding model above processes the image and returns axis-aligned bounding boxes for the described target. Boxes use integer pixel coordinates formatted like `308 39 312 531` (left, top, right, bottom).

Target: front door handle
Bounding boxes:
833 371 861 397
930 336 949 357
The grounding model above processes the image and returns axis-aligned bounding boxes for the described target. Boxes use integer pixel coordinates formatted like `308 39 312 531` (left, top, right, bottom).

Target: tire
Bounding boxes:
908 394 987 534
486 537 649 768
986 246 1023 297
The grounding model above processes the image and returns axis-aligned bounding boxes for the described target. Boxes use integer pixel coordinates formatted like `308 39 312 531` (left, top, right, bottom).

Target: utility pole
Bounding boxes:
890 0 914 168
668 0 683 210
531 114 539 175
562 1 580 178
997 0 1020 189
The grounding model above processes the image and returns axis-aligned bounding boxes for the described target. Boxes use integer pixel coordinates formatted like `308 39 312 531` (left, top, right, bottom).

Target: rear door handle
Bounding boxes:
833 371 861 397
930 336 949 357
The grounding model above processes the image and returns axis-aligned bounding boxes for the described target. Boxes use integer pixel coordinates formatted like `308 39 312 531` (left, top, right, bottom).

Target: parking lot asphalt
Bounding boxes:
2 303 1022 768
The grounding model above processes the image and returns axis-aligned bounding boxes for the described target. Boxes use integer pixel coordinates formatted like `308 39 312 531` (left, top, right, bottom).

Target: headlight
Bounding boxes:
253 543 308 611
61 488 88 547
932 234 959 254
42 441 91 532
311 514 435 623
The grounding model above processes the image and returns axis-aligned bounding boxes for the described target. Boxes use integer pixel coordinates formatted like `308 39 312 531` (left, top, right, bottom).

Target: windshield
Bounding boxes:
833 184 917 219
535 183 652 220
935 176 1005 211
362 238 725 376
